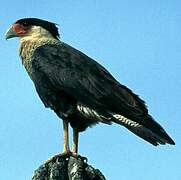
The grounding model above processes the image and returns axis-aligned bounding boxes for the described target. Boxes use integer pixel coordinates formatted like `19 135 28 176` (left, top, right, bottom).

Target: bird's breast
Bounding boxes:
19 40 38 76
19 38 59 77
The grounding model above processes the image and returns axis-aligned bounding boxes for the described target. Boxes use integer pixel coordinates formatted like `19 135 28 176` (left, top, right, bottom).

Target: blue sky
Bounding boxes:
1 1 181 179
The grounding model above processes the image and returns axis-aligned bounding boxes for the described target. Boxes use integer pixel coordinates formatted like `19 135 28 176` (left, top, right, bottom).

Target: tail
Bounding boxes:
111 113 175 146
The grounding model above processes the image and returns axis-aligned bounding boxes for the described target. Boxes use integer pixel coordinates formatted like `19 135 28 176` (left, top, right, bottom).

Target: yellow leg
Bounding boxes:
63 120 70 153
45 120 70 163
72 128 79 154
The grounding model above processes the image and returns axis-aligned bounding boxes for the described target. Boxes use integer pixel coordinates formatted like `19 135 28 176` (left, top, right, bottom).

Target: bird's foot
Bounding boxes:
45 151 87 164
70 152 88 162
45 151 71 164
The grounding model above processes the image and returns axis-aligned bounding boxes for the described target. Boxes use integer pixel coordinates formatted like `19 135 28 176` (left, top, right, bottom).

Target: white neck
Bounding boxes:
20 26 55 42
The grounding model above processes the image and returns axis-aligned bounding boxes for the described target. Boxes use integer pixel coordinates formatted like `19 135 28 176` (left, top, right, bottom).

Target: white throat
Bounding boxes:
20 26 54 42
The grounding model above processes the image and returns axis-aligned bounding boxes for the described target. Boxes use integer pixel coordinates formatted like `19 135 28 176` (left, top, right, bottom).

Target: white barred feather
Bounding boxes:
77 103 142 128
112 114 142 127
77 104 103 121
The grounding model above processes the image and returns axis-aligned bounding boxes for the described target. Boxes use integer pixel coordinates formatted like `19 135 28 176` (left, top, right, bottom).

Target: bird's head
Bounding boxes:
5 18 60 40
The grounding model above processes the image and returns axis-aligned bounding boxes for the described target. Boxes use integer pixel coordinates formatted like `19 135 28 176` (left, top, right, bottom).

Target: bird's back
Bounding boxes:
19 39 174 146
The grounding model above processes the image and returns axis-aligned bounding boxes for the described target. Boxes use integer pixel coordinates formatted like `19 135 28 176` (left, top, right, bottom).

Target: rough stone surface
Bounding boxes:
32 156 106 180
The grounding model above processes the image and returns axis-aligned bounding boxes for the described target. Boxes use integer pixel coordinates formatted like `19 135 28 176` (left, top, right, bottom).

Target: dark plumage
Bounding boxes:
31 43 174 146
6 18 175 153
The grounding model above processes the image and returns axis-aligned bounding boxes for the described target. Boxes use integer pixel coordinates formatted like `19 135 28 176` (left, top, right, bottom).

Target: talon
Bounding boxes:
45 151 87 164
70 152 79 158
77 155 88 163
81 156 88 163
45 151 71 164
70 153 88 163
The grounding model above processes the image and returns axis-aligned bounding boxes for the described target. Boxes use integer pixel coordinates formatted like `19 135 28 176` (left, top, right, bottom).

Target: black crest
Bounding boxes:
15 18 60 39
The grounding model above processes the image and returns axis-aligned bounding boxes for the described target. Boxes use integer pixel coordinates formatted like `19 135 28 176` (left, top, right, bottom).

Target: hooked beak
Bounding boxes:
5 26 18 40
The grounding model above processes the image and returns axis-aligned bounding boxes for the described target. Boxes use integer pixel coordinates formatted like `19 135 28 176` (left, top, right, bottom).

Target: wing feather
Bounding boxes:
31 43 147 114
31 43 175 145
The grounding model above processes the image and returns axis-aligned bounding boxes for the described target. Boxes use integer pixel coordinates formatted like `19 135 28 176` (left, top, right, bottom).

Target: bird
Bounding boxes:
5 18 175 157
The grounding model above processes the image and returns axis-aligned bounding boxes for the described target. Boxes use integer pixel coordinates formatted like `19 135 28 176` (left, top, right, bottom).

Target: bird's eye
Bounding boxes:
22 22 28 26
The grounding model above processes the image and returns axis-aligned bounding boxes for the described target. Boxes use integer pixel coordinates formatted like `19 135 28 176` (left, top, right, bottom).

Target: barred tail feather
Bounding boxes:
111 113 175 146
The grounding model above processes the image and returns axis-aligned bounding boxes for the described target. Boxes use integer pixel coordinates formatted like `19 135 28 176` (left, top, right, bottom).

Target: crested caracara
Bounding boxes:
6 18 175 158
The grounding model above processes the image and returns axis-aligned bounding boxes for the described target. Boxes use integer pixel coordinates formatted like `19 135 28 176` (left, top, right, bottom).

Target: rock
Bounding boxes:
32 155 106 180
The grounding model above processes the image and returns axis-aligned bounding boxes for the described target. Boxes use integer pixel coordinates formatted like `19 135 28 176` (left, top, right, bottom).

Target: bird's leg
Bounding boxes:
72 127 79 154
62 119 70 153
46 120 70 163
71 128 87 162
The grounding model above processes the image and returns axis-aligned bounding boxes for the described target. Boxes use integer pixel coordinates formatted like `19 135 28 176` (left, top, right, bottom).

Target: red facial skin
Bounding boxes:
12 23 29 37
